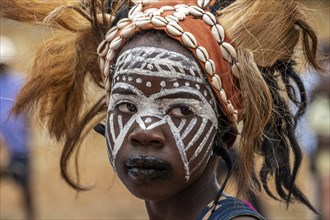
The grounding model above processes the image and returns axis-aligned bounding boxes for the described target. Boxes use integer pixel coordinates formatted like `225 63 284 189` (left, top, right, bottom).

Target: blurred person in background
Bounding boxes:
306 42 330 220
0 35 35 220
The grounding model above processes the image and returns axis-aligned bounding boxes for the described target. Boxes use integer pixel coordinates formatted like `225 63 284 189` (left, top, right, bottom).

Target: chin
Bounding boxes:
119 172 182 202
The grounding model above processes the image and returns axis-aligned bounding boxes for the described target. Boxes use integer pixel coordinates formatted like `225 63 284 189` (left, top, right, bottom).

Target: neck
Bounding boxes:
145 157 220 220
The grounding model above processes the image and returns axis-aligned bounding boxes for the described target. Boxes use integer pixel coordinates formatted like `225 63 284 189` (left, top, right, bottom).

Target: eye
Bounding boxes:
117 102 138 113
168 105 194 117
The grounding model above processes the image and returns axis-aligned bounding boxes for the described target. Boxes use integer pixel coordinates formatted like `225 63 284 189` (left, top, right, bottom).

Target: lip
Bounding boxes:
125 155 173 181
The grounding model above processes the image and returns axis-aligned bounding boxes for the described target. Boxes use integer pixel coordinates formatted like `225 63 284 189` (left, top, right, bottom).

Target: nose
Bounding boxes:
128 127 166 148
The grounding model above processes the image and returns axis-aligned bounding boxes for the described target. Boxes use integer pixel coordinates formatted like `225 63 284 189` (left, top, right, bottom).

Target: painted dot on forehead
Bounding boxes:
147 63 153 70
160 81 166 87
173 82 179 87
145 117 152 123
146 81 152 87
204 90 208 97
128 76 133 81
136 78 142 84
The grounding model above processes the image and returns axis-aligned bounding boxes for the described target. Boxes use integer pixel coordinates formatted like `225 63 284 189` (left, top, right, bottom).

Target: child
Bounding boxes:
0 35 35 220
1 0 323 219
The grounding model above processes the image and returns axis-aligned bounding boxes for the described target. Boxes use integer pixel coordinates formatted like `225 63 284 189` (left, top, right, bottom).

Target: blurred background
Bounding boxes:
0 0 329 219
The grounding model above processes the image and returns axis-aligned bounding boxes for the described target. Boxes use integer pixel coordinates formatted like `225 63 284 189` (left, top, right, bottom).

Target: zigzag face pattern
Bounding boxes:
106 47 218 181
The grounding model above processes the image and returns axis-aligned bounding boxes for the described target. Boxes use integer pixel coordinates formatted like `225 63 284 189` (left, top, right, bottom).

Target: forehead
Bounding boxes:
111 47 210 97
115 46 202 78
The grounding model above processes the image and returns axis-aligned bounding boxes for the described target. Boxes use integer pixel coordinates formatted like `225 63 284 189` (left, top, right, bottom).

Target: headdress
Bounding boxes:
98 0 241 123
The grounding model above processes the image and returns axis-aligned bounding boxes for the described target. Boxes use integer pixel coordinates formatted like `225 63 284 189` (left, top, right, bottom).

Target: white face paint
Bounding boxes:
106 47 218 181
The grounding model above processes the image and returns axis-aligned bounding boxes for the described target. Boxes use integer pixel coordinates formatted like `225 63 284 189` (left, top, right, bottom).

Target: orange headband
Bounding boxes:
97 0 242 123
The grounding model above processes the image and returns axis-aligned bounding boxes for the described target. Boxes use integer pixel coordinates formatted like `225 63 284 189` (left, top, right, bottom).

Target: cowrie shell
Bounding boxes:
174 4 189 10
173 11 186 20
211 74 222 91
97 40 109 57
109 36 122 50
131 12 145 21
166 21 183 36
165 15 179 23
231 62 240 79
98 57 105 73
151 16 168 27
152 10 162 16
182 32 197 48
203 12 216 26
220 42 238 62
196 46 209 63
227 101 235 114
128 3 143 20
232 112 238 122
144 7 157 15
120 23 136 38
134 17 151 27
116 18 130 29
205 59 215 76
211 24 225 43
104 60 111 76
160 5 174 12
106 49 116 62
105 78 111 91
105 26 118 42
197 0 211 9
189 6 204 17
219 88 227 103
176 7 190 15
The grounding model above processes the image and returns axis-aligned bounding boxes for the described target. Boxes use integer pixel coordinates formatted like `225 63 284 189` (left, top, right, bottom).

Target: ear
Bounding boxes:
94 123 105 136
220 123 238 149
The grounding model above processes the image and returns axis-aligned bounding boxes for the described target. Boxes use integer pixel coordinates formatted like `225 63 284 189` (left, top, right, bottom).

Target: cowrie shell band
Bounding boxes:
97 0 241 123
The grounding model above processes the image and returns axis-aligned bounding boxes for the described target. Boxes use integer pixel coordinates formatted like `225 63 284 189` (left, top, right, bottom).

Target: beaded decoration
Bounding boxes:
97 0 241 123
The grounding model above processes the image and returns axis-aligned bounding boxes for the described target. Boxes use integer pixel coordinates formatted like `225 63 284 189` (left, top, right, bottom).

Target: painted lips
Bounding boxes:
126 155 173 180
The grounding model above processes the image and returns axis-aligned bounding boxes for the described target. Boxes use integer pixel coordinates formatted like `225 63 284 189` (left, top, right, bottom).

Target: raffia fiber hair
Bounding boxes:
1 0 323 212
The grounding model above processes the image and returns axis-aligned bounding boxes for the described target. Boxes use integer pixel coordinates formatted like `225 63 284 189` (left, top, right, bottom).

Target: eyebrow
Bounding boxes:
156 92 202 101
112 87 203 101
111 87 138 96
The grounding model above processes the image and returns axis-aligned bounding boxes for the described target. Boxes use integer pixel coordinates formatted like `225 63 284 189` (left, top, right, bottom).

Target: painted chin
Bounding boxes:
125 155 173 182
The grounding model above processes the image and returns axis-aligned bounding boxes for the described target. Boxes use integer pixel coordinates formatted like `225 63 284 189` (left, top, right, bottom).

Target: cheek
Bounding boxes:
167 115 217 180
186 121 216 175
182 117 216 159
105 110 135 165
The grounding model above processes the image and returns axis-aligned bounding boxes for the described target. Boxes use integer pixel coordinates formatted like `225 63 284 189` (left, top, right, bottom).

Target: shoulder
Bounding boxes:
198 196 265 220
231 216 260 220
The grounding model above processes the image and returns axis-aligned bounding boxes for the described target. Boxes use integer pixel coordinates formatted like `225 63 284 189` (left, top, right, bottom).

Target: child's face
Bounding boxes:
105 41 218 200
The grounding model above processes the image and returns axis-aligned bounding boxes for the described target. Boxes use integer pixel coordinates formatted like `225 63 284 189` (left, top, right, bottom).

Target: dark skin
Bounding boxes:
107 33 258 220
144 157 219 220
